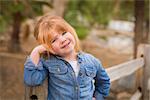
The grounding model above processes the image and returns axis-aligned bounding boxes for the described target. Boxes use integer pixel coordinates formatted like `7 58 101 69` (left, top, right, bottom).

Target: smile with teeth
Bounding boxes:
61 41 71 48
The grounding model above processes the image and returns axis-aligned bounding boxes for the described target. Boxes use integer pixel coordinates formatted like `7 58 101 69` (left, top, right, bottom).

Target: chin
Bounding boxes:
64 49 74 54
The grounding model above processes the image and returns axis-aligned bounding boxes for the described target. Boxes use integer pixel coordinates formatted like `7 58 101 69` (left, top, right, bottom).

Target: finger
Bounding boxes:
42 44 48 50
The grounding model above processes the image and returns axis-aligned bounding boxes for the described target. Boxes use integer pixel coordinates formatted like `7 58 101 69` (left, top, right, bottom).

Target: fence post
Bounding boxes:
136 44 145 89
142 45 150 100
24 79 48 100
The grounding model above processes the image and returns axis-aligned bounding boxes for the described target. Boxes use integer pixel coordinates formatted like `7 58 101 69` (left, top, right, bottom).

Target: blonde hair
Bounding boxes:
34 14 81 54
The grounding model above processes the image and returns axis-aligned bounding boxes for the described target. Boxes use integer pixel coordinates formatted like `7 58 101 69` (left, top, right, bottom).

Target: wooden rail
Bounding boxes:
24 44 150 100
106 58 144 82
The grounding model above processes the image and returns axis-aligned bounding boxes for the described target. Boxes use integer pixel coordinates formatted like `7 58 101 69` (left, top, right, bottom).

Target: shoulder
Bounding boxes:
40 54 57 65
80 52 98 60
80 52 104 71
80 52 102 64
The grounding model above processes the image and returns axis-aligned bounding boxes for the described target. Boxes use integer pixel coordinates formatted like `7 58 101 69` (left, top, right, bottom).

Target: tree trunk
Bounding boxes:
134 0 145 58
143 19 149 43
8 11 22 52
113 0 120 20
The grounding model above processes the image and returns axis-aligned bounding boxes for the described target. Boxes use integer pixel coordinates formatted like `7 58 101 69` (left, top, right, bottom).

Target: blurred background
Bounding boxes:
0 0 149 100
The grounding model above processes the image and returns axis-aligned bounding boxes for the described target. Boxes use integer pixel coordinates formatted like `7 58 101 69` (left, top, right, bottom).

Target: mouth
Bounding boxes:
61 41 71 49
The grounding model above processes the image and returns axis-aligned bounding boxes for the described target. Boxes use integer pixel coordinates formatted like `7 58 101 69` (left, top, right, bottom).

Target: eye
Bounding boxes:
51 38 58 43
51 39 56 43
62 32 67 35
51 34 59 43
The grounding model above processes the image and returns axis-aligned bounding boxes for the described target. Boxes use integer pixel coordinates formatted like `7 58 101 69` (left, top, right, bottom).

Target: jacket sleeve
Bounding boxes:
24 56 48 86
93 58 110 99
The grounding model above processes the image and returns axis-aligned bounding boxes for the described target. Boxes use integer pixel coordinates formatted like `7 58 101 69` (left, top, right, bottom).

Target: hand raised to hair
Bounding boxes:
30 44 48 65
34 44 48 54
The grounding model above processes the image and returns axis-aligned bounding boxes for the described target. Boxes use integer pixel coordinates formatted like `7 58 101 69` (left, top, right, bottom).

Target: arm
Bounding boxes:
94 59 110 99
24 45 48 86
30 45 47 65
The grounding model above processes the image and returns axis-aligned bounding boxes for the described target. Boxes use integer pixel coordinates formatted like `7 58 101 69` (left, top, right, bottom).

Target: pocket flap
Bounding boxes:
85 67 96 77
48 65 68 74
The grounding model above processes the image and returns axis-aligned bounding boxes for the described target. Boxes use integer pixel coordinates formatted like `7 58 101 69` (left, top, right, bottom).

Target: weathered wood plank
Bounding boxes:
106 58 144 82
142 45 150 100
135 44 145 90
24 79 48 100
130 89 142 100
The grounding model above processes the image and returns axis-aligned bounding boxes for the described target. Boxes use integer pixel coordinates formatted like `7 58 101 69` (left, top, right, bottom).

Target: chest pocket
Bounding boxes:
85 66 96 78
79 65 96 86
47 64 69 84
48 64 68 75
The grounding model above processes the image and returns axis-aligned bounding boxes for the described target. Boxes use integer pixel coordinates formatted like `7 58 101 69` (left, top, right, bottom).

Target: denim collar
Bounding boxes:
54 51 83 63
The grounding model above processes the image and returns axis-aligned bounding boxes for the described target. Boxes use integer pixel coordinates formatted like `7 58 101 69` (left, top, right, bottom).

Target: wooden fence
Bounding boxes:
25 44 150 100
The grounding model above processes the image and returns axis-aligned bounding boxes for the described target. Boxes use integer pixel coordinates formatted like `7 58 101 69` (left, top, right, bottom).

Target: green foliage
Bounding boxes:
119 0 134 21
78 0 113 25
31 2 43 16
0 16 7 33
64 0 114 39
65 0 113 25
75 26 89 40
10 2 24 13
65 0 149 26
0 0 49 33
0 1 24 18
145 0 149 20
64 13 89 40
64 0 87 39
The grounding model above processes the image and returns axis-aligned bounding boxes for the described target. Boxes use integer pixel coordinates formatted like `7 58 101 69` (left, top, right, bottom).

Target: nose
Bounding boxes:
60 36 66 44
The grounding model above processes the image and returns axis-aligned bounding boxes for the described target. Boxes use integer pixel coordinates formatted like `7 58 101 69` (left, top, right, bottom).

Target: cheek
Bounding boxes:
69 35 75 43
71 37 76 45
51 44 59 51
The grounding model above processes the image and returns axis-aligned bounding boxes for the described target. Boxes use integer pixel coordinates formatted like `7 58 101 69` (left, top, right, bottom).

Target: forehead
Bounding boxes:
49 30 59 38
47 28 67 42
39 18 71 42
48 26 66 36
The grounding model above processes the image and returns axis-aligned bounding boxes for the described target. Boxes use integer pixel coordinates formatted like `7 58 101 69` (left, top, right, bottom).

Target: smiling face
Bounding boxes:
51 31 76 57
34 15 81 58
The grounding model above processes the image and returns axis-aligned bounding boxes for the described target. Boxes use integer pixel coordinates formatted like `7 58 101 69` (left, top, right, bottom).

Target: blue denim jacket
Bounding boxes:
24 52 110 100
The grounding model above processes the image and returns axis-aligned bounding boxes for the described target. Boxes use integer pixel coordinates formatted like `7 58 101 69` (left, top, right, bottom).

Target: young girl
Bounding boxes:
24 15 110 100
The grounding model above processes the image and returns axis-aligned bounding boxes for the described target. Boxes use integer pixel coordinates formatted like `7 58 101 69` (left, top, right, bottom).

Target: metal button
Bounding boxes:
78 61 82 64
90 73 95 76
79 72 82 76
75 86 78 90
57 68 60 72
90 73 93 76
71 72 75 76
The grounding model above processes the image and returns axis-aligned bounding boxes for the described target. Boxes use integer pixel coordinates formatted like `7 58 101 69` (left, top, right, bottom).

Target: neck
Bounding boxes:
63 51 77 61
